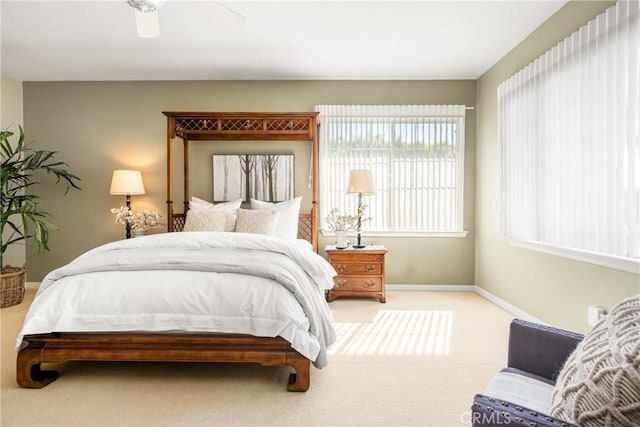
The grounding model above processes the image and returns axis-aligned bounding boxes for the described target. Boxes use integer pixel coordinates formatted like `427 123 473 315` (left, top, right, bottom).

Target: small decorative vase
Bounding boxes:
131 228 148 238
335 230 349 249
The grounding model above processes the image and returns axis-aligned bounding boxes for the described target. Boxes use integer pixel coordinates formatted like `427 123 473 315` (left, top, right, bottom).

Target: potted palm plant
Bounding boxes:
1 126 81 307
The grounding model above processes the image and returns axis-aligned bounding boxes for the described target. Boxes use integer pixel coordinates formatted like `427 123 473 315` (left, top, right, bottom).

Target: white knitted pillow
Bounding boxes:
551 295 640 426
234 209 279 235
189 197 242 232
183 210 229 232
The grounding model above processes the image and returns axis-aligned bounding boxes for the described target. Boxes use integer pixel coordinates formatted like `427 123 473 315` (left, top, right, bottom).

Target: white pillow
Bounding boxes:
189 197 242 232
183 210 230 232
250 197 301 240
235 209 279 236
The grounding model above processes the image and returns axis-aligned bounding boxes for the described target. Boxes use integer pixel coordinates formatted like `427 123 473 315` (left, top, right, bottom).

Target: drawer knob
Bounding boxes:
336 279 347 287
365 265 375 272
365 280 376 287
337 265 347 273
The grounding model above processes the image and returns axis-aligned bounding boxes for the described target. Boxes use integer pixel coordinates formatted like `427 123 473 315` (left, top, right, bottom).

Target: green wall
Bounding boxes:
23 80 477 284
475 0 639 333
1 74 25 268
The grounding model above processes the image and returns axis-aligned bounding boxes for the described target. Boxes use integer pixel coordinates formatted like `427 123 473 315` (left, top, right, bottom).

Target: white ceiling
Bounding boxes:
1 0 567 81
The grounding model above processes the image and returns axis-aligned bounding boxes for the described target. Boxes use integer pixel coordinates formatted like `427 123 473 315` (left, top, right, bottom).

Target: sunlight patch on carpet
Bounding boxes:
328 310 453 355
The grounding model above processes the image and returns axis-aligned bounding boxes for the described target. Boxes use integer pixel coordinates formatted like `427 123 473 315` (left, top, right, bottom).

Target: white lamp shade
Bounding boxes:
346 169 375 195
110 170 146 195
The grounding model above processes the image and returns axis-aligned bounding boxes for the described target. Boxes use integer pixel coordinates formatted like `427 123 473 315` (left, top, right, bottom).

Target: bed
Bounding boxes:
16 111 333 392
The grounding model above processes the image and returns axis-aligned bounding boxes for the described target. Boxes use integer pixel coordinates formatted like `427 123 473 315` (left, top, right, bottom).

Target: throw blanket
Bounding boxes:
18 232 337 368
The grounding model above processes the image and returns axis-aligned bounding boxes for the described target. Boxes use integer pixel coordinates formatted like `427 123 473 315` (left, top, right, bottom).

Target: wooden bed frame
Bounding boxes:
17 111 320 392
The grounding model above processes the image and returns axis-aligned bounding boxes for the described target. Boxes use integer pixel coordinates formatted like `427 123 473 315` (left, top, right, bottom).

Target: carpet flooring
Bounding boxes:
1 289 512 426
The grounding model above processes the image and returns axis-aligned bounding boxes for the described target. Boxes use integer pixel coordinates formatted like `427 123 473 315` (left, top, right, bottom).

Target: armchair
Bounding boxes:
471 319 584 427
471 293 640 427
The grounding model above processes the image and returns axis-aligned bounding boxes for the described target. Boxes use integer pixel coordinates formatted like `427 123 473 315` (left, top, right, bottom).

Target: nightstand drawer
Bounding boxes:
333 263 381 275
333 276 382 291
328 253 384 263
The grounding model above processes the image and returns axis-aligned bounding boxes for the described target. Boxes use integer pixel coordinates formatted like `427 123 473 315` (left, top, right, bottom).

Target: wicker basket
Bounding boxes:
1 265 26 308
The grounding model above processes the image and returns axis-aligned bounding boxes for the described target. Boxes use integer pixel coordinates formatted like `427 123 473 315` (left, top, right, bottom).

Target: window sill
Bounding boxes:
321 230 469 238
509 239 640 275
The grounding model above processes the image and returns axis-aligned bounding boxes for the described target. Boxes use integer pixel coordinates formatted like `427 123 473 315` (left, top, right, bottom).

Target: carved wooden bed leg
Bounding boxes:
16 334 313 391
16 345 58 388
286 353 310 392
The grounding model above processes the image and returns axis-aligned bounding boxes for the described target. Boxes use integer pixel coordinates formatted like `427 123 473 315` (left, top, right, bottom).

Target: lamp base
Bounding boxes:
353 231 366 249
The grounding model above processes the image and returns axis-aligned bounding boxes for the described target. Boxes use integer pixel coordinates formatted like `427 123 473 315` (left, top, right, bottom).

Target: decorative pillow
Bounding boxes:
183 210 230 232
250 197 301 240
550 294 640 426
234 209 279 236
189 197 242 232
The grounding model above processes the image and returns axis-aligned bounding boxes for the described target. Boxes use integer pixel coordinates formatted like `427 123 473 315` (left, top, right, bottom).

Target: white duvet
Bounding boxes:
17 232 337 368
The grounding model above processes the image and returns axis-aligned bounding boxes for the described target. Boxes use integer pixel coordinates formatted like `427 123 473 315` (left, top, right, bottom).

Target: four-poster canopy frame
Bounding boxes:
163 111 320 252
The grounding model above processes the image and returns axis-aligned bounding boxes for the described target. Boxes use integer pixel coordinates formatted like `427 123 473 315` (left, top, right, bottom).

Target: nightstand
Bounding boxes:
325 245 388 303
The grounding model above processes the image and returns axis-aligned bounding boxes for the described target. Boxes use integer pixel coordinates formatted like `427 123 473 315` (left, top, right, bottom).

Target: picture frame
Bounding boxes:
212 154 294 202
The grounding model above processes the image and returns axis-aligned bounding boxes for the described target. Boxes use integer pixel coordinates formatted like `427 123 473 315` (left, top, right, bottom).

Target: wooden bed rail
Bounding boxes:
17 333 310 392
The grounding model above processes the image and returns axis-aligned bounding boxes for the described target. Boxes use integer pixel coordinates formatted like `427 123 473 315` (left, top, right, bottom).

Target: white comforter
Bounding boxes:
17 232 337 368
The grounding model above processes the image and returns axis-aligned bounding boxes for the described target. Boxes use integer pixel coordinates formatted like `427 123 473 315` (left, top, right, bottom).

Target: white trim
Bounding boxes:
509 240 640 275
386 284 474 292
474 286 547 325
321 230 469 238
386 284 545 323
26 282 40 290
362 230 470 238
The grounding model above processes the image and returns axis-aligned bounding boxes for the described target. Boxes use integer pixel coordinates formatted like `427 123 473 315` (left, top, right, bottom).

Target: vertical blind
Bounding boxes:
498 0 639 265
316 105 466 232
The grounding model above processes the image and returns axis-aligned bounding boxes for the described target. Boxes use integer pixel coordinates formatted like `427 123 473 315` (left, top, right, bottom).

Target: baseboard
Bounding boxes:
25 282 40 290
386 283 544 324
474 286 547 324
386 284 475 292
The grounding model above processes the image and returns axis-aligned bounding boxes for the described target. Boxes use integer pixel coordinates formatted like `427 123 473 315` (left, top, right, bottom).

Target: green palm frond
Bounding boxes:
1 126 82 262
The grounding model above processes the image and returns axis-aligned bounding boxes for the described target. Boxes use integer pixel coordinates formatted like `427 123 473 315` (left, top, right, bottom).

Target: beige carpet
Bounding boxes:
1 289 512 427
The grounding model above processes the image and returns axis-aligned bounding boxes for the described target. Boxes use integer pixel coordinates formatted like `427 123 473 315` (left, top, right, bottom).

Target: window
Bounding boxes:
316 105 466 234
498 1 639 272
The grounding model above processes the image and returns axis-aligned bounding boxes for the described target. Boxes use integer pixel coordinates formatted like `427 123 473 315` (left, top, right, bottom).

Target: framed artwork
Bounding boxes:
213 154 294 202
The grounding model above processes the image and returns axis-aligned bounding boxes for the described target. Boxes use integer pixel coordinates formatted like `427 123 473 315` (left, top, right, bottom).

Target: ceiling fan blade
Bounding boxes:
133 9 160 38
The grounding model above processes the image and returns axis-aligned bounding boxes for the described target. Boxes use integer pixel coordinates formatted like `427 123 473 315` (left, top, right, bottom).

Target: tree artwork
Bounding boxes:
212 154 294 202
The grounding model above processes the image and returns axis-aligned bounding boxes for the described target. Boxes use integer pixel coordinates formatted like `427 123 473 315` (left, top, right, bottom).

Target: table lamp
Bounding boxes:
347 169 375 248
110 170 145 239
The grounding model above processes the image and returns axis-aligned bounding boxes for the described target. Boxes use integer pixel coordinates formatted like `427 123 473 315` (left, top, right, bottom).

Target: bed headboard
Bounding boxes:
163 111 320 252
171 212 314 246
